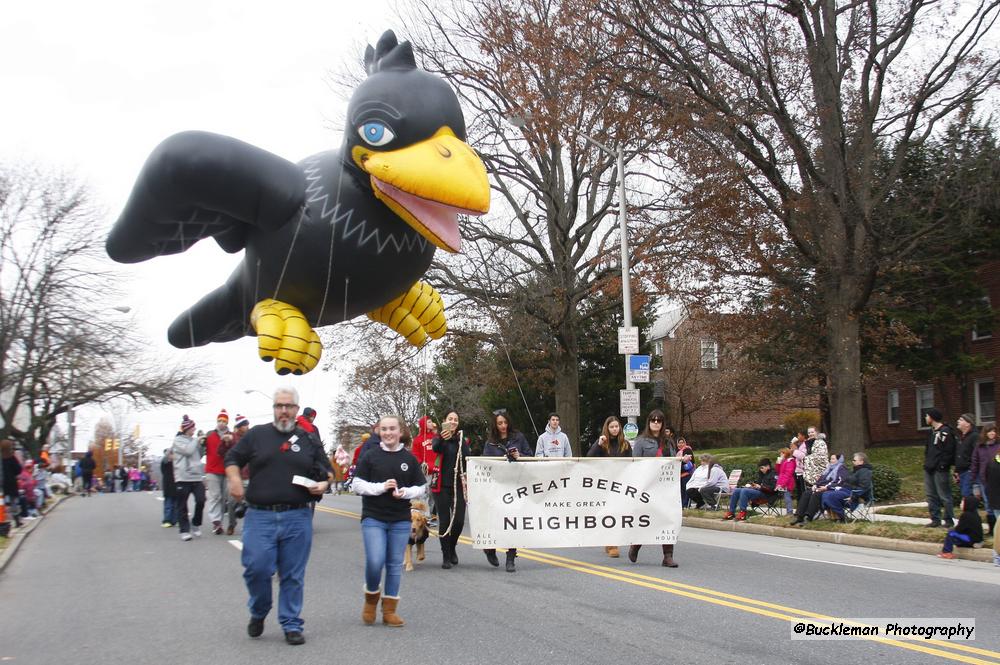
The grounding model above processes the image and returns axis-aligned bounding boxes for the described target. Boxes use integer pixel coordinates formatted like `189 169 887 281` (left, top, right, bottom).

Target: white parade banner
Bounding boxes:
467 457 681 549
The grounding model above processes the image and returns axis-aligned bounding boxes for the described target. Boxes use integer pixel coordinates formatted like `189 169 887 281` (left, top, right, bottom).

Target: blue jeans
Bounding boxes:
821 489 853 517
942 530 973 553
162 495 177 524
958 470 973 498
361 517 410 597
728 487 764 512
242 507 313 633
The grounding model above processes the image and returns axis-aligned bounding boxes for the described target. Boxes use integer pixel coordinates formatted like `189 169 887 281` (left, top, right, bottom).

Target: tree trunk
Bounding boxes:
825 302 869 450
553 349 581 456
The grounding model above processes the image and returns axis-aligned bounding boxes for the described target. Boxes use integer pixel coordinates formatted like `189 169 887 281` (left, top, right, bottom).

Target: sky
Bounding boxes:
0 0 402 449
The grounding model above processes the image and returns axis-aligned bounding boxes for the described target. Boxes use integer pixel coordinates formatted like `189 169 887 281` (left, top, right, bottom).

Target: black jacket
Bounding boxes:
431 433 471 495
160 457 176 498
985 453 1000 506
955 428 978 473
836 463 874 498
955 497 983 543
924 424 957 472
755 468 778 495
483 431 532 459
587 438 633 457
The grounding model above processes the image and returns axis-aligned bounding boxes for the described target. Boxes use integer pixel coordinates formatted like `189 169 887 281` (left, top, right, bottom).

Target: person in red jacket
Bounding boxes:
203 408 231 535
411 416 438 521
297 407 318 434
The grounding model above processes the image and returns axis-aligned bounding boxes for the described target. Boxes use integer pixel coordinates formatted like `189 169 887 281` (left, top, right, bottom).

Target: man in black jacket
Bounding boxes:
924 408 957 528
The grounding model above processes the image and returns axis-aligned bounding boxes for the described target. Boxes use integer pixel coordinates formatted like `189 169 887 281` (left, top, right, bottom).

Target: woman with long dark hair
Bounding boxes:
627 410 680 567
482 410 533 572
587 416 632 557
432 410 471 569
632 410 668 457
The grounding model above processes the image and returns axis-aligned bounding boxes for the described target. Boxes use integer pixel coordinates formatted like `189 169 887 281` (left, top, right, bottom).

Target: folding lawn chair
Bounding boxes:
844 487 874 522
715 469 742 511
750 489 786 517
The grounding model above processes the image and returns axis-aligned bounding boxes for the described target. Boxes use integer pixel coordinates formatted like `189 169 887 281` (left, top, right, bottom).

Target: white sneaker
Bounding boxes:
181 533 193 541
192 528 202 537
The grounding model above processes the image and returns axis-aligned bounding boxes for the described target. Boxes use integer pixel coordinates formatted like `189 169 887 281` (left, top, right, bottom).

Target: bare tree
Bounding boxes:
599 0 1000 446
397 0 675 450
0 163 204 457
329 330 428 434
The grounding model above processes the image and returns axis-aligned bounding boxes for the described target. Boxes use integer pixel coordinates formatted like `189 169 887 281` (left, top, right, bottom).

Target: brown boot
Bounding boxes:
607 546 620 558
661 544 678 568
362 588 380 625
381 596 404 627
628 544 640 563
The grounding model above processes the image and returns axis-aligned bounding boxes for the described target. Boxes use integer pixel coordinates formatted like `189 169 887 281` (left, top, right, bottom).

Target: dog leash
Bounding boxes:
436 434 465 539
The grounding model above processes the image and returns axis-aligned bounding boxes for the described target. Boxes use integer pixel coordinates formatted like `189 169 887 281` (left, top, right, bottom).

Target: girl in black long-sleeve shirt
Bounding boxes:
432 411 471 569
482 411 532 571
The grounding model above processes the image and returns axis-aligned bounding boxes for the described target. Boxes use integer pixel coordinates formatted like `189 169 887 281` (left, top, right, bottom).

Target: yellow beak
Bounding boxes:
353 127 489 252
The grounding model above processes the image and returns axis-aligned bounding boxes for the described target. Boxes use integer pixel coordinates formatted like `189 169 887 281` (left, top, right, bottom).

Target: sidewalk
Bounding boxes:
682 502 998 563
0 492 73 574
872 502 992 528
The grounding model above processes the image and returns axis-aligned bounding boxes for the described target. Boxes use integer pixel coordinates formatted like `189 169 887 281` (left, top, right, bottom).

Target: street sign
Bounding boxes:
628 354 650 383
623 422 639 441
618 326 639 355
620 389 641 417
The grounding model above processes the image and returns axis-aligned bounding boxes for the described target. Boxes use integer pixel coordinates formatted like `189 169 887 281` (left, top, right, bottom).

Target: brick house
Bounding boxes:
647 262 999 445
648 308 816 435
865 262 998 445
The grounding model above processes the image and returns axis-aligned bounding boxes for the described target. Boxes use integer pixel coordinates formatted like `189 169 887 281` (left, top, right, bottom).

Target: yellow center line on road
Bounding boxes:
315 505 999 664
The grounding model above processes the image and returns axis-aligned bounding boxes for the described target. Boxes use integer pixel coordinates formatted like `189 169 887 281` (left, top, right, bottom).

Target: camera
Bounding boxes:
234 501 247 519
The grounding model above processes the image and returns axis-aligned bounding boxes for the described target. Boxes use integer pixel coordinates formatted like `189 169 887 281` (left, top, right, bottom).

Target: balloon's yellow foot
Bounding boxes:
367 281 447 347
250 299 322 375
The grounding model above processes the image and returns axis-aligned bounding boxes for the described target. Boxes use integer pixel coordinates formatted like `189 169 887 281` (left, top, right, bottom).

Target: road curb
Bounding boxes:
0 493 73 575
682 516 996 562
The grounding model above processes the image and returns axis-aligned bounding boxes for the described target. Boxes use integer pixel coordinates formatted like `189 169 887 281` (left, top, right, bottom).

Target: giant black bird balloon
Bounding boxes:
106 31 489 374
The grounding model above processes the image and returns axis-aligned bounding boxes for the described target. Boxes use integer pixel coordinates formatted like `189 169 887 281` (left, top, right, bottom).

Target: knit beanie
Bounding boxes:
235 414 249 429
180 414 195 432
217 409 229 423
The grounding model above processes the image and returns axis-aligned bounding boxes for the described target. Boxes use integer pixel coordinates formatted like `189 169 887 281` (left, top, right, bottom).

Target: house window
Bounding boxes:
972 297 992 340
700 339 718 369
916 386 934 429
887 389 900 424
976 379 996 424
653 340 663 356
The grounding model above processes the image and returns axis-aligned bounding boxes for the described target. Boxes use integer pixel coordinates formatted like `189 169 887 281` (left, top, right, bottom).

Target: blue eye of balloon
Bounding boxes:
358 122 395 147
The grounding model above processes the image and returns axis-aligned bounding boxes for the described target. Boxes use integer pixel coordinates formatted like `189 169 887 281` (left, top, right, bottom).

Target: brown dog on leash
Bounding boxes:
405 500 430 572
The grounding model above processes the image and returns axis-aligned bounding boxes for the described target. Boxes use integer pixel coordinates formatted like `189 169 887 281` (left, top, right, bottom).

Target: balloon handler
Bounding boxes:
106 31 489 374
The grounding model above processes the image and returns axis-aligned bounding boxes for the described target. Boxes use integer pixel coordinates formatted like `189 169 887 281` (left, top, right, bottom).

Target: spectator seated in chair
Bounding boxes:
723 458 777 521
685 455 729 509
938 495 984 559
821 452 874 522
791 454 847 526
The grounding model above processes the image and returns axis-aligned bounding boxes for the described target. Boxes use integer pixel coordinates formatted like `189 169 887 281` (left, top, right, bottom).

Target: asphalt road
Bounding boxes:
1 492 998 665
